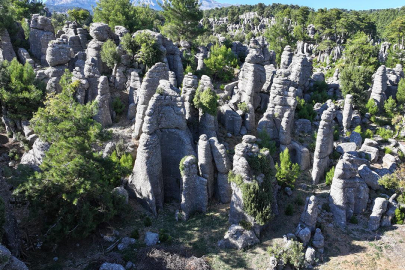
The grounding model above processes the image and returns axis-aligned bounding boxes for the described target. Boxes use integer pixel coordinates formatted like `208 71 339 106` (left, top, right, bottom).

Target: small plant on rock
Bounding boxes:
275 149 300 188
237 102 249 113
325 166 335 185
285 204 294 216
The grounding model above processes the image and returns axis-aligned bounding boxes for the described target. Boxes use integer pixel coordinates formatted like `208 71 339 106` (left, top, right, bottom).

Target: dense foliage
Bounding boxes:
379 164 405 204
275 148 300 188
16 72 126 241
0 59 45 121
193 87 219 116
203 44 238 82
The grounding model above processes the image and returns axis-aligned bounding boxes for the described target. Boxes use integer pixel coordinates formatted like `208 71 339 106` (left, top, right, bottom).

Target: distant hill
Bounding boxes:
45 0 231 12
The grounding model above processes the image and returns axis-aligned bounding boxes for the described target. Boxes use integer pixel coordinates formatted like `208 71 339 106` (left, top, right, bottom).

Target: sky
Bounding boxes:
216 0 404 11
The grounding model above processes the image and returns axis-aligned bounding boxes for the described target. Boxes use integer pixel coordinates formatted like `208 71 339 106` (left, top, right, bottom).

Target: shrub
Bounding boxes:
159 229 172 243
364 129 374 139
237 102 249 113
333 127 339 141
0 59 45 120
100 39 120 70
112 97 125 115
366 99 379 115
309 81 329 103
397 78 405 104
275 149 300 188
296 97 316 121
285 204 294 216
267 240 305 269
322 203 331 212
325 166 335 185
294 196 305 206
384 147 393 155
394 208 405 225
384 96 397 117
257 130 276 155
376 127 394 141
193 87 219 116
15 73 127 242
119 153 134 173
204 44 238 82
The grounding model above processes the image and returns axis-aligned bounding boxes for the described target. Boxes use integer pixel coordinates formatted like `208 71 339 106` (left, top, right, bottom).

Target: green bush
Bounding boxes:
257 130 276 155
100 39 120 70
296 97 316 121
384 147 393 155
237 102 249 113
285 204 294 216
376 127 394 141
333 127 339 141
193 87 219 116
0 59 45 120
309 81 329 103
275 149 300 188
130 228 140 239
384 96 397 117
322 203 331 212
15 73 127 242
159 229 172 243
112 97 125 115
397 78 405 104
325 166 335 185
366 99 379 115
203 44 238 82
267 239 305 269
364 129 374 139
394 208 405 225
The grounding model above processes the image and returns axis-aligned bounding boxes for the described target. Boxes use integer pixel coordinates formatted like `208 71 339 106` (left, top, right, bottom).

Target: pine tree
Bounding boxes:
160 0 204 42
275 148 300 188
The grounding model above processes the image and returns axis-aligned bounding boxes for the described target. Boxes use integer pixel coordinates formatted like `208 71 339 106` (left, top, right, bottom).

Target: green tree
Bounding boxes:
160 0 203 42
17 72 126 241
0 59 45 121
203 44 238 82
67 8 90 25
343 32 378 68
100 39 120 74
397 78 405 105
193 87 218 116
9 0 44 21
366 98 379 115
384 96 397 117
340 65 374 112
122 32 163 68
385 17 405 47
275 148 300 188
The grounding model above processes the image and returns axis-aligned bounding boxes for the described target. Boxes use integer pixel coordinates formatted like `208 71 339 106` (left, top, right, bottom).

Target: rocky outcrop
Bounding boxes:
180 156 208 220
93 76 112 128
218 225 259 250
46 38 75 67
17 48 34 67
0 29 16 61
129 80 195 215
181 73 199 138
342 94 353 133
368 197 388 230
289 53 312 97
329 153 369 228
20 138 50 169
0 245 28 270
299 195 320 232
369 65 388 111
197 135 215 198
29 14 55 66
127 70 142 120
280 45 293 69
133 62 169 139
258 69 297 146
312 105 336 184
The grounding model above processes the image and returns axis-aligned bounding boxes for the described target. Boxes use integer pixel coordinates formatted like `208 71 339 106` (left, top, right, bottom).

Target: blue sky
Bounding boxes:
216 0 404 11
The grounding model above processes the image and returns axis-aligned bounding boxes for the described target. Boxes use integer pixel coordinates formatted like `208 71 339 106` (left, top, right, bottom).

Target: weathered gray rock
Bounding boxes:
381 202 397 227
257 69 297 146
329 153 369 228
0 30 16 61
299 195 319 231
368 197 388 230
197 134 215 198
181 73 199 125
144 232 159 246
129 80 195 215
46 38 74 66
312 228 324 250
349 131 362 148
283 141 310 171
93 76 112 128
305 246 316 264
29 14 55 65
358 164 380 190
336 142 357 154
382 154 397 171
342 94 353 133
99 263 125 270
289 53 312 96
312 106 336 184
218 104 242 135
181 156 208 220
90 23 114 41
359 144 379 163
369 65 388 111
113 187 129 204
17 48 34 67
0 245 28 270
20 138 50 169
295 225 311 246
280 45 293 69
294 119 312 135
133 62 169 139
117 237 136 251
218 225 259 250
209 137 231 174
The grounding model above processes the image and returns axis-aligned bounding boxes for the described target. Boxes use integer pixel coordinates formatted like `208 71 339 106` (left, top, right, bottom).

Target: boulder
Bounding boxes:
358 164 380 190
218 225 259 250
0 30 16 61
368 198 388 231
336 142 357 154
